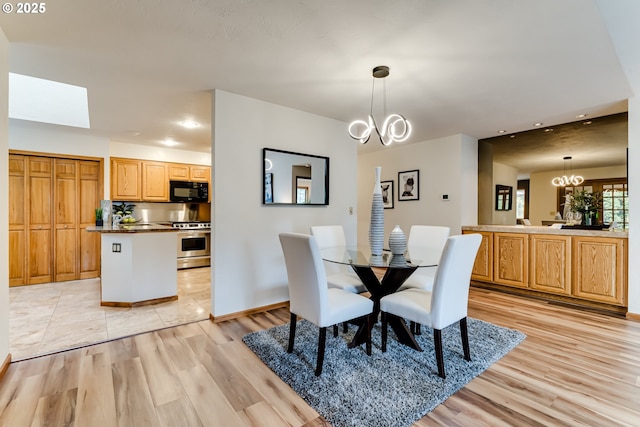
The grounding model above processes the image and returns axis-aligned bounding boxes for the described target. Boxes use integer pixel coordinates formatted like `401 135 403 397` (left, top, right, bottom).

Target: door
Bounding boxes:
9 155 27 286
28 157 54 284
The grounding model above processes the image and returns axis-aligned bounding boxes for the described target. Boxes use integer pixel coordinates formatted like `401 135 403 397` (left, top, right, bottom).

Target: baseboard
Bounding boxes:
210 301 289 323
0 353 11 382
626 312 640 321
101 295 178 308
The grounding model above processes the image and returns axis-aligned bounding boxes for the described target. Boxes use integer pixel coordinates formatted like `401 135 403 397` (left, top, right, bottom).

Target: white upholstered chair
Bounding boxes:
279 232 373 376
399 225 451 292
310 225 367 294
380 233 482 378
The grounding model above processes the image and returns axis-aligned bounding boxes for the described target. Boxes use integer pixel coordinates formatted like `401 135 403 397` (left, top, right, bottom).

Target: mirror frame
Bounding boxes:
262 147 330 205
495 184 513 211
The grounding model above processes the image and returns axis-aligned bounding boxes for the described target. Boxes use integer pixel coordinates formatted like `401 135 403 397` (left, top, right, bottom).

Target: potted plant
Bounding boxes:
568 189 602 225
95 208 104 226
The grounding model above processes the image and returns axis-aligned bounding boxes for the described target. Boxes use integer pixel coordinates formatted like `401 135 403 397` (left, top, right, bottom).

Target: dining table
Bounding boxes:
320 246 438 351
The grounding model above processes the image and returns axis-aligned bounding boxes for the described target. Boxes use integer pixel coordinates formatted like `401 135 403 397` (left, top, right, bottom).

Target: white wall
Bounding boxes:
357 134 478 245
628 97 639 315
529 165 626 225
110 141 211 165
210 90 358 318
492 162 518 225
0 27 9 365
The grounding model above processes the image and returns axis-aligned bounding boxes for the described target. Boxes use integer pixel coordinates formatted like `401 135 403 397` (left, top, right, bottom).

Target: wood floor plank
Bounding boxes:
29 388 77 427
137 341 184 407
111 357 159 427
238 401 293 427
156 396 204 427
177 364 245 427
0 373 46 427
74 350 117 427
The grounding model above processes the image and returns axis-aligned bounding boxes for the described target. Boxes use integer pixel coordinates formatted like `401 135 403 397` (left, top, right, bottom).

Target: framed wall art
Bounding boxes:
381 180 394 209
398 170 419 201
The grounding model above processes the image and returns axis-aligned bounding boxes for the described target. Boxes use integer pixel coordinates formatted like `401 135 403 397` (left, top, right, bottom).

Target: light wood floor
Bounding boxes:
1 287 639 426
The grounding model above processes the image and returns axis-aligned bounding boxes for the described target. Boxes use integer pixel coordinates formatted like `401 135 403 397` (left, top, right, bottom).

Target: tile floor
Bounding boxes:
9 267 211 361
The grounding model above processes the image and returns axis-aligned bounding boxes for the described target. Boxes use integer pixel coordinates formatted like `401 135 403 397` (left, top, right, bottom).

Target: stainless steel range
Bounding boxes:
172 221 211 269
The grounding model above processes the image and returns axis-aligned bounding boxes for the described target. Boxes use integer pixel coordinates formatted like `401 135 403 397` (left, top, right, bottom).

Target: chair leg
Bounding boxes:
333 324 338 337
365 314 372 356
343 322 348 333
381 312 388 352
434 329 445 379
287 313 297 353
415 323 422 335
460 317 471 361
315 327 327 376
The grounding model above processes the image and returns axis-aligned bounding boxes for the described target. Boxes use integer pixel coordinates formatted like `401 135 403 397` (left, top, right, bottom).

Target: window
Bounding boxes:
516 189 525 219
557 178 627 229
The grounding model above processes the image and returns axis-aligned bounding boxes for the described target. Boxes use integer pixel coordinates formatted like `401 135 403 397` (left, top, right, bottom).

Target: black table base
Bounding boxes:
348 264 423 352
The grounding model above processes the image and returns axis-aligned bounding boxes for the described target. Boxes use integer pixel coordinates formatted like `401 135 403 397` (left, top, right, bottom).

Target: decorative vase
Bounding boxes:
95 219 104 227
369 166 384 256
389 225 407 255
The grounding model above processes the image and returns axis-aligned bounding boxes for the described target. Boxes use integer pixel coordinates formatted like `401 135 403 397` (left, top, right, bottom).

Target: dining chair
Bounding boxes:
310 225 367 294
380 233 482 378
399 225 451 292
279 232 373 376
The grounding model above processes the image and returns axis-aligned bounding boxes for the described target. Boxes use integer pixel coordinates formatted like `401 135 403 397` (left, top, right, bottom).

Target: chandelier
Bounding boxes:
348 66 411 146
552 156 584 186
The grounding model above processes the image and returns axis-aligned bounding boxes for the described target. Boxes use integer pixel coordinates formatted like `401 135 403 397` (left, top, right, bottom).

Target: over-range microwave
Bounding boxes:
169 180 209 202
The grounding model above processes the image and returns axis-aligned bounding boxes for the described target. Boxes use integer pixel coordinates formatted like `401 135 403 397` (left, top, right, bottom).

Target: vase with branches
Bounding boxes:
567 189 602 225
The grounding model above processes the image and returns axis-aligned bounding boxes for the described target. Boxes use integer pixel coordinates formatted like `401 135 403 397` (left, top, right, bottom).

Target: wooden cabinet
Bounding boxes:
529 234 571 296
9 153 102 286
494 233 528 288
572 236 627 305
465 231 493 282
111 158 142 201
114 158 210 202
141 161 169 201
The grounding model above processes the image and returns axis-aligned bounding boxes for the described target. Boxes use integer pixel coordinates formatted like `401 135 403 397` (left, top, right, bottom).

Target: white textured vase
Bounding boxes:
389 225 407 255
369 166 384 256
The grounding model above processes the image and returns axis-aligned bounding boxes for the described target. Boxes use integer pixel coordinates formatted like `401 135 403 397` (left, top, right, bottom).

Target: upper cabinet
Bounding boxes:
111 157 210 202
111 158 142 201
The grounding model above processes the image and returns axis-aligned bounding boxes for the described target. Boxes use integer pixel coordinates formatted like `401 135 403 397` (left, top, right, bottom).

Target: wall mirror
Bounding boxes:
495 185 512 211
262 148 330 205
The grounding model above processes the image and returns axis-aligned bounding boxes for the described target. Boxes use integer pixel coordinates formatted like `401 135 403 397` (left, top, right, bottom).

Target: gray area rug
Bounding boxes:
243 318 525 427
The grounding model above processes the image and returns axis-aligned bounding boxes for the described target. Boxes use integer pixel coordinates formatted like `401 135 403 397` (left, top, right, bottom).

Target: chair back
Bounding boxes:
310 225 347 248
279 233 329 325
429 234 482 329
311 225 349 276
407 225 450 266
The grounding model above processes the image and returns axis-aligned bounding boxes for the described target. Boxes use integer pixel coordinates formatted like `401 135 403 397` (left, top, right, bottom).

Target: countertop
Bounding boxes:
86 223 179 233
462 225 628 238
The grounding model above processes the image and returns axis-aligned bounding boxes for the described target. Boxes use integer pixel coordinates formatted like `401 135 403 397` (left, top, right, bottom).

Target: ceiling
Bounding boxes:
0 0 634 172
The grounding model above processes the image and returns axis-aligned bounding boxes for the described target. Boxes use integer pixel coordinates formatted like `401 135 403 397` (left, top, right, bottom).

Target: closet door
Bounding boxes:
28 157 54 284
54 159 78 282
79 161 101 278
9 155 27 286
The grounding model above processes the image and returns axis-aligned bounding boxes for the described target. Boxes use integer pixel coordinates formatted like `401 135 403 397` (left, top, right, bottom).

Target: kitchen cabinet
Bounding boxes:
114 157 210 202
463 226 628 308
494 232 528 288
142 161 169 201
572 236 626 305
9 153 102 286
111 158 142 201
529 234 571 296
464 231 493 282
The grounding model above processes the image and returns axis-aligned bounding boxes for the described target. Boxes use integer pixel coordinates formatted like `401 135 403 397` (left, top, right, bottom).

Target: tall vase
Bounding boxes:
369 166 384 256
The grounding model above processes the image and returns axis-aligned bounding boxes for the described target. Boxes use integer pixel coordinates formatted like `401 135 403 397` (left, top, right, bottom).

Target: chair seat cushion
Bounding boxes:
398 267 436 291
380 288 433 325
321 288 373 327
327 272 367 293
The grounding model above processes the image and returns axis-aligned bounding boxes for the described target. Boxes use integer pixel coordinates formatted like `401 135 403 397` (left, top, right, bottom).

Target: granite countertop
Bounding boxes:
462 224 628 238
86 223 178 233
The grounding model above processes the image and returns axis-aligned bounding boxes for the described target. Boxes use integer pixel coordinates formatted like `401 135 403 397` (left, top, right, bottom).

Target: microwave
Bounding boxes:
169 181 209 202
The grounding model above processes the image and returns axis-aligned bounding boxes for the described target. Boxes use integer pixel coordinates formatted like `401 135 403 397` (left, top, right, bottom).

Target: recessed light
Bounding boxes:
583 121 592 125
180 120 199 129
161 139 178 147
509 135 516 138
533 122 543 127
544 128 554 132
497 130 506 134
576 113 588 118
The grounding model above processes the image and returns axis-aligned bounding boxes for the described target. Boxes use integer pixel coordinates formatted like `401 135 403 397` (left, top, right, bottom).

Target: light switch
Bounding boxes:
112 243 121 253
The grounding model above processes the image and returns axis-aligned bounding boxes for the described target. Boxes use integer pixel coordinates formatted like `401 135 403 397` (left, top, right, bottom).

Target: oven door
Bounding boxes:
177 230 211 258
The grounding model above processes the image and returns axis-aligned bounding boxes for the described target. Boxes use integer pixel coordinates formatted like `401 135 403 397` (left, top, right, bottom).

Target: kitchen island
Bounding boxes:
87 223 180 307
462 225 628 313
